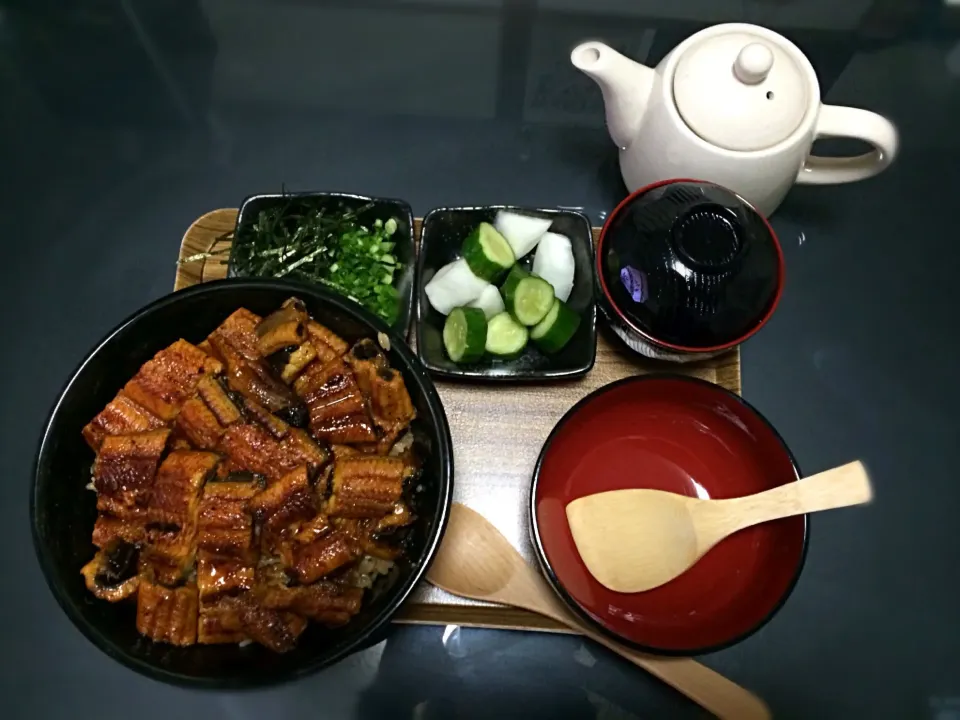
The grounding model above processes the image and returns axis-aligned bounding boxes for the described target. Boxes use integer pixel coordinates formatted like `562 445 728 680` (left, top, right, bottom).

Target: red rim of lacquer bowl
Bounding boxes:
529 374 809 655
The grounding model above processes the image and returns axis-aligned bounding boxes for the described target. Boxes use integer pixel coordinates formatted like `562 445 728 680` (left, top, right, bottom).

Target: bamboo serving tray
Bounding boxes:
175 209 741 634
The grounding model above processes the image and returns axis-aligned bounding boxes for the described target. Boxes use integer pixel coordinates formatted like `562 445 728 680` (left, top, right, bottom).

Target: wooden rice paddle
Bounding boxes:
567 461 872 593
426 503 771 720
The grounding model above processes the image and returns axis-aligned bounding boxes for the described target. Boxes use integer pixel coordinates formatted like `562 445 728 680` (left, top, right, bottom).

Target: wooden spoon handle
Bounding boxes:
576 622 771 720
720 460 872 533
521 578 770 719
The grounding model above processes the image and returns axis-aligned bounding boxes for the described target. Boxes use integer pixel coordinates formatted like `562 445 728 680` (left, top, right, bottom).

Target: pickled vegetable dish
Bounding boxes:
424 210 580 363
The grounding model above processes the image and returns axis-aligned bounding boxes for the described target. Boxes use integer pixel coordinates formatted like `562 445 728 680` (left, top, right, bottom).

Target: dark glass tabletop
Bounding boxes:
3 1 959 718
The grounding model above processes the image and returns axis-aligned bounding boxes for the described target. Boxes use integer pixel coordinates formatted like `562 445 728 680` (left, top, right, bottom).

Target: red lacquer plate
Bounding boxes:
530 375 808 654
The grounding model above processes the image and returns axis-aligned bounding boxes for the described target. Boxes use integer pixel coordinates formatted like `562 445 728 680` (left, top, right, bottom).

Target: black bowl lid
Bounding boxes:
598 181 783 351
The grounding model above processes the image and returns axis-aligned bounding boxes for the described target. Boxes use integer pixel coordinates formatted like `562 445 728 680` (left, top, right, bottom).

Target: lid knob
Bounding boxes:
673 30 811 152
673 206 742 270
733 43 774 85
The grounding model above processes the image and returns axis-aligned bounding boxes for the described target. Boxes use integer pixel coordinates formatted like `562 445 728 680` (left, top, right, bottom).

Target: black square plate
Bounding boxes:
416 206 597 381
229 192 416 336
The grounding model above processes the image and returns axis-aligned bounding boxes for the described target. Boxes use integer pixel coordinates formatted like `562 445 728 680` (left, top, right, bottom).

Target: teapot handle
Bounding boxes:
796 104 899 185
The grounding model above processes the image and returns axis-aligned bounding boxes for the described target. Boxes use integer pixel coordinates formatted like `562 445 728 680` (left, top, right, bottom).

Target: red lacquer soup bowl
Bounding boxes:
530 375 807 654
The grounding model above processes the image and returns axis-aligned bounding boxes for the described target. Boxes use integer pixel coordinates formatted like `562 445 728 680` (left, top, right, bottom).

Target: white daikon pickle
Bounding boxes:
467 284 505 319
424 259 488 315
532 231 575 302
494 210 552 258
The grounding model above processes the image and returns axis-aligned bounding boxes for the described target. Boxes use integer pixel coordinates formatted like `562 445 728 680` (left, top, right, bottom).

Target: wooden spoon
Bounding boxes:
426 503 771 720
567 460 872 593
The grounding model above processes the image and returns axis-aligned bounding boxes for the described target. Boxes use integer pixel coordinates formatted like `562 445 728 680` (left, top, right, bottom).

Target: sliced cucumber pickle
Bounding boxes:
503 271 555 326
530 298 580 354
485 312 529 357
500 265 529 300
443 306 488 363
462 223 515 282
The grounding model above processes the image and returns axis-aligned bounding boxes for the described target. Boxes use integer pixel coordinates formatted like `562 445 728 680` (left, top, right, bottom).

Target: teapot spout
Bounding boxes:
572 42 654 150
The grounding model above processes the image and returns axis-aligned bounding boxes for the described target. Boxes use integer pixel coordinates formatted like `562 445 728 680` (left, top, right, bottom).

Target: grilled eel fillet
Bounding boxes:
136 578 199 646
175 396 227 450
198 597 249 644
258 581 363 627
326 455 412 519
93 429 171 507
196 551 255 602
292 324 350 396
91 429 171 548
342 340 416 453
288 525 364 584
343 341 415 426
223 596 308 652
207 308 262 362
366 366 416 439
216 423 330 485
175 377 243 450
238 395 291 440
93 510 149 548
297 358 377 444
195 476 261 639
81 541 140 601
200 590 309 651
143 450 220 584
272 428 329 477
349 518 407 561
305 320 349 365
278 343 317 385
248 465 317 551
207 316 304 418
197 375 244 425
196 477 260 561
123 339 222 421
373 502 414 534
255 298 310 357
280 320 351 419
82 392 166 451
217 424 280 479
342 339 387 396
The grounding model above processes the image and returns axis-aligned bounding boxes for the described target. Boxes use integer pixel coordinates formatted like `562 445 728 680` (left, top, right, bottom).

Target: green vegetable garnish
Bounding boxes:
229 200 402 324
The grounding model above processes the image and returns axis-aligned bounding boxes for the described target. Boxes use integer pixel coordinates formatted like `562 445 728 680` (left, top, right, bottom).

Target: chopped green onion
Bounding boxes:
231 201 403 324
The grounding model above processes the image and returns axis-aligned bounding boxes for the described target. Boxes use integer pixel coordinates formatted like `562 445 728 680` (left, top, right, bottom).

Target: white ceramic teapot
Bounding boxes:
572 23 899 216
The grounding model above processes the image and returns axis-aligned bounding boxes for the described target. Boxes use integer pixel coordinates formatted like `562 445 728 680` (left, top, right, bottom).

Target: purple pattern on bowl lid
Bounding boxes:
620 266 648 303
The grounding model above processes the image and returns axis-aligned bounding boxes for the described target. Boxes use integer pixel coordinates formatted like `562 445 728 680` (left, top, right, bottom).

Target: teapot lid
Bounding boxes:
673 31 810 152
